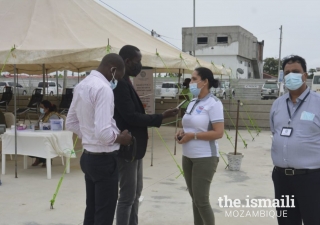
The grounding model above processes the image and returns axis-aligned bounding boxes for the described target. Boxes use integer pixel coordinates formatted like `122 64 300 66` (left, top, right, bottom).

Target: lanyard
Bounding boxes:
286 91 310 125
185 99 200 115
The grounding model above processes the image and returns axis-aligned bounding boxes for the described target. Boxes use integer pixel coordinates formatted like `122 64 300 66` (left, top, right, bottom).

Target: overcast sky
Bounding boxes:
97 0 320 70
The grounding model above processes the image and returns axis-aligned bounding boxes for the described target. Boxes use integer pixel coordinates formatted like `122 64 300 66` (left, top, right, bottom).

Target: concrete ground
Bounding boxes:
0 126 277 225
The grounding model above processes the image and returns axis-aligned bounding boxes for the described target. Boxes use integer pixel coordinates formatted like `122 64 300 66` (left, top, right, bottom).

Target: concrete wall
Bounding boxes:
221 99 272 131
182 26 258 60
194 54 252 79
196 41 239 56
154 98 273 130
182 26 262 78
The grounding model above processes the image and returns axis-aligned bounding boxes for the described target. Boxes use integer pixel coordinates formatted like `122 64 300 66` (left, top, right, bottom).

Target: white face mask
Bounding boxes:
40 108 45 114
284 72 304 90
189 81 204 97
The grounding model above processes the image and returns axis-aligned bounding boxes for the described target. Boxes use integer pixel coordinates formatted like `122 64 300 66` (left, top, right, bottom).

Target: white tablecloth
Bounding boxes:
1 129 76 179
2 129 76 158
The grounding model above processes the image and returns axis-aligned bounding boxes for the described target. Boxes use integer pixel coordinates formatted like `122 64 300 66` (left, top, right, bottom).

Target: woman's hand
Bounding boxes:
175 130 184 141
177 133 193 144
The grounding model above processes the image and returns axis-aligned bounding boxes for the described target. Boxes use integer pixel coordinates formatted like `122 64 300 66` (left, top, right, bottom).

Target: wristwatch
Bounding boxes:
194 133 197 140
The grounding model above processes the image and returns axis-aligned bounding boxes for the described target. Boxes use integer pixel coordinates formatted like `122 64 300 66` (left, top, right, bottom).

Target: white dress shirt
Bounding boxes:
66 70 120 153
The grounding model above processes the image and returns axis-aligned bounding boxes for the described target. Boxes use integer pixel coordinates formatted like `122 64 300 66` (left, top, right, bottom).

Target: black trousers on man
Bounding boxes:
272 167 320 225
80 151 118 225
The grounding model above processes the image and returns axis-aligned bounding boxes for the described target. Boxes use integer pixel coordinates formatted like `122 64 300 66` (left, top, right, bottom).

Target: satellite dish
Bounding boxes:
237 68 244 74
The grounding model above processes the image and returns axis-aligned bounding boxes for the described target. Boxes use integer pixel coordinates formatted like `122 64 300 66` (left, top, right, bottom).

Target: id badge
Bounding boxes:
281 127 293 137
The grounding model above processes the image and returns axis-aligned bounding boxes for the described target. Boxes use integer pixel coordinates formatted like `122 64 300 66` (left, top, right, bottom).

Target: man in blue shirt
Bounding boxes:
270 55 320 225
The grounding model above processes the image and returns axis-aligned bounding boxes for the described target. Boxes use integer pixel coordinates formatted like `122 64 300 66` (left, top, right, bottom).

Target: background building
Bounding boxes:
182 26 264 79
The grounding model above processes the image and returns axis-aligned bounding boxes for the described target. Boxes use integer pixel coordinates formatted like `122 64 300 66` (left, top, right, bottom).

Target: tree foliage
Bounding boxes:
308 68 316 79
263 57 282 76
309 68 316 75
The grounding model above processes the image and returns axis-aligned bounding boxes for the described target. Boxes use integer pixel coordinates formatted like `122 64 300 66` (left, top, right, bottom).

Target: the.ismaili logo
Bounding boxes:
140 71 146 77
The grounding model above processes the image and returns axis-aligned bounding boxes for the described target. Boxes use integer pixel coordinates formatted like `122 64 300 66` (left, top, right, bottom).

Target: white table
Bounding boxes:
1 129 76 179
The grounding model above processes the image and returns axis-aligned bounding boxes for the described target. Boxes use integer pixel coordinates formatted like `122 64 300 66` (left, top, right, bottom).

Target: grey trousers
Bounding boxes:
182 156 219 225
116 157 143 225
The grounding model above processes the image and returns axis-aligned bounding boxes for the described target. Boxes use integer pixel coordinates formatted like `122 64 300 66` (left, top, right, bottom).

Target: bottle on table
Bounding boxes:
39 120 43 130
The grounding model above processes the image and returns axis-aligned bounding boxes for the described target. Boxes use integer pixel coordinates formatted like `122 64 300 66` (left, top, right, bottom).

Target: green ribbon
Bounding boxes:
224 130 234 149
50 137 78 209
154 128 184 178
0 45 16 74
179 53 190 70
241 101 262 135
231 99 255 141
196 59 201 66
224 109 248 148
156 50 173 76
106 44 111 54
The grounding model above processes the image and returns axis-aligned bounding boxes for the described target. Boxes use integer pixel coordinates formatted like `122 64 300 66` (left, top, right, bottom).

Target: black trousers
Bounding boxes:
80 152 119 225
272 167 320 225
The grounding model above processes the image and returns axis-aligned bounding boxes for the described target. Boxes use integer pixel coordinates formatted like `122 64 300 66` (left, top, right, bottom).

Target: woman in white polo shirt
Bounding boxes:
176 67 224 225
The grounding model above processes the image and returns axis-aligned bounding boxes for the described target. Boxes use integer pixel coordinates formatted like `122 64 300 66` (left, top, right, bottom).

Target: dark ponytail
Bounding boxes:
194 67 219 89
41 100 57 112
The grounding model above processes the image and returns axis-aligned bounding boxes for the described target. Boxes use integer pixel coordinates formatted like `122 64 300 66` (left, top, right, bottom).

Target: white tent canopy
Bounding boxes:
0 0 230 75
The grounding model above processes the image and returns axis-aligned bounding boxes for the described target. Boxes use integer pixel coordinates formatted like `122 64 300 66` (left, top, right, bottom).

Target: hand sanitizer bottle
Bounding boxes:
39 120 43 130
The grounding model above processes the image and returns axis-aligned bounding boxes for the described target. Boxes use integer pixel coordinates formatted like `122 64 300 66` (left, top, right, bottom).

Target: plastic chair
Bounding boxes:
4 112 14 128
0 87 13 112
59 88 73 114
15 88 43 122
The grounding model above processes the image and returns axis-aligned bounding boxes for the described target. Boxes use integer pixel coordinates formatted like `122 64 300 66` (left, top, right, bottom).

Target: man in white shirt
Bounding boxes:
66 53 132 225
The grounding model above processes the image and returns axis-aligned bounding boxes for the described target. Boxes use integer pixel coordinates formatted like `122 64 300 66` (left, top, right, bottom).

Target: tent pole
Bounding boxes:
174 69 181 155
46 69 49 100
56 71 59 99
228 74 231 131
13 64 18 178
42 64 45 98
16 69 20 115
78 69 80 83
182 69 185 81
63 70 67 94
151 68 156 166
192 0 195 56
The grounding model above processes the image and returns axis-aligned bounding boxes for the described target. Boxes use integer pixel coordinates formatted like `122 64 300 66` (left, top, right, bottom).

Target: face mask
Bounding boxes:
284 72 304 90
130 62 142 77
189 82 203 96
110 68 118 90
40 108 45 114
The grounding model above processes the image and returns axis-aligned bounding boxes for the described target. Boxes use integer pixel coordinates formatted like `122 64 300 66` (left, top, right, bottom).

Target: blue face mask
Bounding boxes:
110 79 118 90
189 82 202 97
40 108 45 114
110 68 118 90
285 72 304 90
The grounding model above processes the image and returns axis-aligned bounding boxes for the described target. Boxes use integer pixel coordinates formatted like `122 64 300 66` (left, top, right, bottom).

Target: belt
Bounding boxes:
274 166 320 176
83 149 118 155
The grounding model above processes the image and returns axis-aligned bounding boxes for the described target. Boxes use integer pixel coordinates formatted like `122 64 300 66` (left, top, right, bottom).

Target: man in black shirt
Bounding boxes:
113 45 178 225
